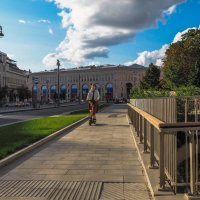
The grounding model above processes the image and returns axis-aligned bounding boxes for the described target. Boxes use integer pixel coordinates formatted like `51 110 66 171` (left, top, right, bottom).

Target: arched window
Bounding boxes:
82 84 89 100
33 85 38 95
96 83 101 93
60 85 67 100
41 85 47 95
106 83 113 100
71 84 78 100
61 85 67 94
50 85 56 94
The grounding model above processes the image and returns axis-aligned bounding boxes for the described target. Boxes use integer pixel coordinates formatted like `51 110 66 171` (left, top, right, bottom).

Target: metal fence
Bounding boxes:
128 97 200 197
130 96 200 123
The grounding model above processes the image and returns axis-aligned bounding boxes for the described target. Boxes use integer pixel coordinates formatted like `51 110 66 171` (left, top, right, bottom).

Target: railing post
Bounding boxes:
136 113 139 137
149 124 156 168
195 98 198 122
134 110 136 129
143 119 148 153
130 107 133 122
159 131 165 189
139 116 143 143
185 98 188 123
185 132 189 193
189 132 196 195
195 130 198 194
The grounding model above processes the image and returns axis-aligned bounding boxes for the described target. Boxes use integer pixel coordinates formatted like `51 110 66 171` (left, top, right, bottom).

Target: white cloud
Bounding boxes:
18 19 51 25
18 20 27 24
125 26 200 67
43 0 185 67
173 26 200 43
42 53 59 68
48 28 54 35
125 44 169 67
87 61 101 66
7 54 16 59
164 5 177 15
38 19 51 24
58 11 72 28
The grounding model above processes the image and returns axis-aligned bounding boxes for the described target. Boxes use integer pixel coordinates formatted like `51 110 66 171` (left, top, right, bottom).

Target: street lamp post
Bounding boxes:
115 79 117 98
46 80 49 103
0 26 4 38
79 73 81 104
57 59 60 106
102 84 104 102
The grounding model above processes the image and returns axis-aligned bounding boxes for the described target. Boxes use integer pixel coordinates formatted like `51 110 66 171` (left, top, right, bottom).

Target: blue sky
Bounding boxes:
0 0 199 72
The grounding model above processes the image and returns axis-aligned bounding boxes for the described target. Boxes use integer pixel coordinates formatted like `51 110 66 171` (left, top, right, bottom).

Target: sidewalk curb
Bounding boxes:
0 116 89 169
126 114 155 200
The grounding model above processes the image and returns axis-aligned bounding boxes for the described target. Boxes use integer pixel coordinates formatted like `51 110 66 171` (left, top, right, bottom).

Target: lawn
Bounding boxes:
0 114 87 160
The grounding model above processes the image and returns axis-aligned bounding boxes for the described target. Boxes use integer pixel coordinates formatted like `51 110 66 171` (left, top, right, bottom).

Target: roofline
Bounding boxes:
31 65 146 75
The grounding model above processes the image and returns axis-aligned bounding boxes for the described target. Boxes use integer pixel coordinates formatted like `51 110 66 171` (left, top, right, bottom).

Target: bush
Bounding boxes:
131 87 170 99
131 85 200 99
175 85 200 97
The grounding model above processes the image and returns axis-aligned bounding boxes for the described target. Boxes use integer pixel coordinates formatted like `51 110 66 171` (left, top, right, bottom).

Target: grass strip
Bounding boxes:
0 114 87 160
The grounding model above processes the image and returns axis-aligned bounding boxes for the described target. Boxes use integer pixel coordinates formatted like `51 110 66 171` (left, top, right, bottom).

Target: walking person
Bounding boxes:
86 83 100 125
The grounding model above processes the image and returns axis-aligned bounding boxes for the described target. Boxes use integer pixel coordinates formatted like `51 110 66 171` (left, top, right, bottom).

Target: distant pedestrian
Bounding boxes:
87 83 100 125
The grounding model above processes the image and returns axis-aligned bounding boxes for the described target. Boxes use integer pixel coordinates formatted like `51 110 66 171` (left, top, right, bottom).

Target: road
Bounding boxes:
0 103 87 126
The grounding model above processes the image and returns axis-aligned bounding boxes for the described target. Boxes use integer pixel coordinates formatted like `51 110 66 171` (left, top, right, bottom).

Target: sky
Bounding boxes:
0 0 200 72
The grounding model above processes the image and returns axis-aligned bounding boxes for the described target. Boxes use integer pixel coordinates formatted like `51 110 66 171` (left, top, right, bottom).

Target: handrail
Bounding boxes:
129 104 164 130
131 95 200 100
129 103 200 131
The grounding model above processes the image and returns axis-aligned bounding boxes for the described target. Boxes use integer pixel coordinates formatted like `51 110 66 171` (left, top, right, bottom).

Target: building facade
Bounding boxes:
28 64 146 102
0 51 27 102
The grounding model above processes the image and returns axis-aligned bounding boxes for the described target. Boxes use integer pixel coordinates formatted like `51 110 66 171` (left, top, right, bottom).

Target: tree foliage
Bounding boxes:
131 28 200 99
0 86 9 103
17 86 31 101
131 85 200 99
140 63 160 89
163 28 200 88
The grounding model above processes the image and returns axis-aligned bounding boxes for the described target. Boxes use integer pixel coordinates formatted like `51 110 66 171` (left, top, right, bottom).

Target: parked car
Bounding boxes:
48 100 54 104
114 97 127 104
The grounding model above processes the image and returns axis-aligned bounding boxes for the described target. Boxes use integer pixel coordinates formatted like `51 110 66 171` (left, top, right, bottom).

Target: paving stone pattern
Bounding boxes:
0 104 151 200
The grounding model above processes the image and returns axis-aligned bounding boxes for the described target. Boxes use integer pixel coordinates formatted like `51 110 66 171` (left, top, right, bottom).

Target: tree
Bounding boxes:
17 86 31 101
163 28 200 88
163 64 187 89
0 86 9 104
140 63 160 89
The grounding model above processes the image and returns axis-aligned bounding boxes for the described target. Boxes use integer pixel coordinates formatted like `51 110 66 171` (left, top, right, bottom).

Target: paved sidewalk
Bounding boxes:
0 104 151 200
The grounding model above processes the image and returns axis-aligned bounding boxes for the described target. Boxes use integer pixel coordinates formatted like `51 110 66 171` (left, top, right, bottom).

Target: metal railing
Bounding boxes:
130 96 200 123
128 97 200 197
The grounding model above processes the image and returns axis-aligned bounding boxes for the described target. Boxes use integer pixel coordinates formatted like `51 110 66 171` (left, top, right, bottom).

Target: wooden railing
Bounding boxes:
128 98 200 197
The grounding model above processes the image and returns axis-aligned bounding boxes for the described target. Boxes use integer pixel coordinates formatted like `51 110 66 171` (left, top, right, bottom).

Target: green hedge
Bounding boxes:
131 85 200 99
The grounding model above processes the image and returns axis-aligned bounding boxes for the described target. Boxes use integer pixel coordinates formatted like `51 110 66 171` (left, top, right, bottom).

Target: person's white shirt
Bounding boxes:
86 89 100 101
